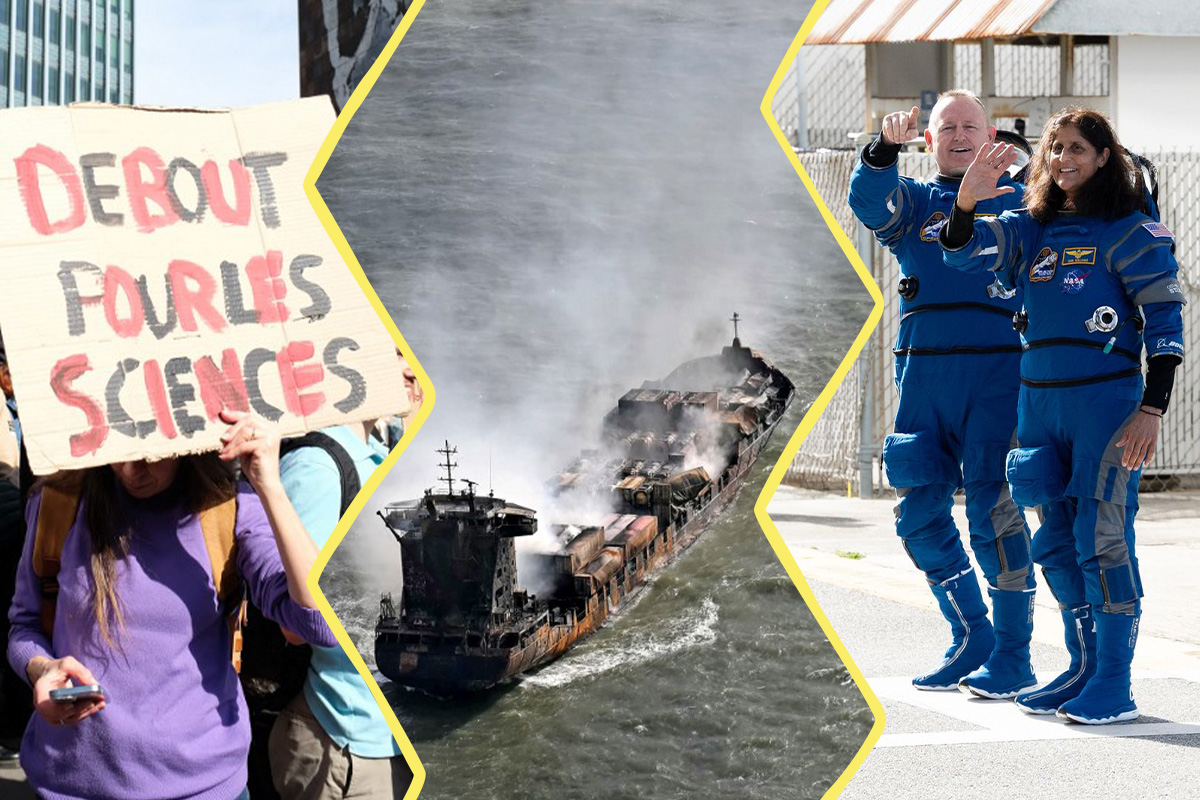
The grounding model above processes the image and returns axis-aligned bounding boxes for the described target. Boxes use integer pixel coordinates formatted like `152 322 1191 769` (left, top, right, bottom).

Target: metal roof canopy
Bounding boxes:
807 0 1200 45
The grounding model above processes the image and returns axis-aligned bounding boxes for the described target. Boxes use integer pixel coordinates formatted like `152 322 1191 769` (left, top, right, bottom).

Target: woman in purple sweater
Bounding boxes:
7 410 337 800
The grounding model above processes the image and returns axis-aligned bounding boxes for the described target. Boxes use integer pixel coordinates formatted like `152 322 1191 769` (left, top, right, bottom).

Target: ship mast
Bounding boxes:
437 440 459 496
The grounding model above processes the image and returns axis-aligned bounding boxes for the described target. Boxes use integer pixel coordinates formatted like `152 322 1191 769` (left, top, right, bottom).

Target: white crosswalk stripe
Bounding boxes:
869 676 1200 748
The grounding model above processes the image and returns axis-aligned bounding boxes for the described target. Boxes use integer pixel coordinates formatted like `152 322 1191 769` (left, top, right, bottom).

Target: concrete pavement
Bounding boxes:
769 486 1200 799
0 760 35 799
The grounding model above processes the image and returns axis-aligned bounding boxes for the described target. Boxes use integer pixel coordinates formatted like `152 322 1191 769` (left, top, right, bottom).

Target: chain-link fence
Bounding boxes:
772 55 804 148
785 148 1200 493
773 42 1111 149
784 358 863 492
782 151 870 492
1143 150 1200 487
1073 43 1110 97
774 45 864 149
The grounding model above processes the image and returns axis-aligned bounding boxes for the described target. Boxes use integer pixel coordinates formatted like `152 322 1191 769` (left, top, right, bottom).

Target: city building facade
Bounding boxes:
1 0 132 108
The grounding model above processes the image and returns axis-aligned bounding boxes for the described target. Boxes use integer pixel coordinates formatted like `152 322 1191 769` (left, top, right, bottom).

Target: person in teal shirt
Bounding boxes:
272 423 410 799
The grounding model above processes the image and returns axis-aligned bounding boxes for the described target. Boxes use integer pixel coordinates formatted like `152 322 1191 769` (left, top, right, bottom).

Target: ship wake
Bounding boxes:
520 597 720 690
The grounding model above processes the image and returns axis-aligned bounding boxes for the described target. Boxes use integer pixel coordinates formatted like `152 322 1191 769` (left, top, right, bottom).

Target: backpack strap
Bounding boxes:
229 595 249 674
31 475 86 636
197 495 243 673
199 497 239 605
279 431 362 516
236 432 357 690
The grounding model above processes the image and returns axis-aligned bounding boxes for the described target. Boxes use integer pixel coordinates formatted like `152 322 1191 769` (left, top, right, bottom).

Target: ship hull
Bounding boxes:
376 607 601 695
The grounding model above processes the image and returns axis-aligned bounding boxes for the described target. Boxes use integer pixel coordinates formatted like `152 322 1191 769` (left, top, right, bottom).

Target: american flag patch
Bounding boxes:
1143 222 1174 238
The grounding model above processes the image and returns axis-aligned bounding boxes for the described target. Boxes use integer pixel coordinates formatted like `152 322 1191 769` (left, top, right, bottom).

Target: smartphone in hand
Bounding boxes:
49 685 106 703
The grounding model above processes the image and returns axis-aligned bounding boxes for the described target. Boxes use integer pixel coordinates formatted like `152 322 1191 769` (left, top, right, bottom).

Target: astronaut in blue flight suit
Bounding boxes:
847 92 1036 698
942 108 1185 724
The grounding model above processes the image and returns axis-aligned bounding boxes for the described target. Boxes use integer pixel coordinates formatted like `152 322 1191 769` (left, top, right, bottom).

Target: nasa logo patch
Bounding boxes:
920 212 948 242
1061 269 1090 294
1029 247 1058 282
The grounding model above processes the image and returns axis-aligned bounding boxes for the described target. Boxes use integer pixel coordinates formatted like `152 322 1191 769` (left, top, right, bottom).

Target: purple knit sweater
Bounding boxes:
7 481 336 800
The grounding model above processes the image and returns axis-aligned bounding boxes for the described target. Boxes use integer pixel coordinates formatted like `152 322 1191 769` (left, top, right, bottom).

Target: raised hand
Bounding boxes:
882 106 922 146
956 142 1019 212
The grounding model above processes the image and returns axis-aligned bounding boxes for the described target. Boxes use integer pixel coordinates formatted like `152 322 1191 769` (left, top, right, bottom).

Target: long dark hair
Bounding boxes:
1025 108 1145 223
41 453 237 646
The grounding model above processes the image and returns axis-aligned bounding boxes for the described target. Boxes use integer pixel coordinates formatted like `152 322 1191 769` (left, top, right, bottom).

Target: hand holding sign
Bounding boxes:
218 409 282 496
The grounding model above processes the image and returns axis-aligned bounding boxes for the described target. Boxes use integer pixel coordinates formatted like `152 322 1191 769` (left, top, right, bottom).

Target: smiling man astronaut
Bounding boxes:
847 90 1036 698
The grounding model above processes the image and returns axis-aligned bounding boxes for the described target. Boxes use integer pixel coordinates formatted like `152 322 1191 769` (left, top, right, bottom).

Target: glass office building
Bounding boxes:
1 0 133 108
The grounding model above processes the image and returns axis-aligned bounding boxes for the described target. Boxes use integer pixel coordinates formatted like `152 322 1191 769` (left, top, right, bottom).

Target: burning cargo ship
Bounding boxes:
375 320 794 694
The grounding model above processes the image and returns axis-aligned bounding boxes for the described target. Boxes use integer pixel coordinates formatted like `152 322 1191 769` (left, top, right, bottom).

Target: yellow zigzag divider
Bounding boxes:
757 1 887 796
302 1 433 796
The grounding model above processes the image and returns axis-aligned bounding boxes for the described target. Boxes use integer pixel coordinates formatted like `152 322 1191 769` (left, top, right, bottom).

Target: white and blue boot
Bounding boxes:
1015 604 1096 714
1057 606 1140 724
913 570 995 691
958 587 1037 699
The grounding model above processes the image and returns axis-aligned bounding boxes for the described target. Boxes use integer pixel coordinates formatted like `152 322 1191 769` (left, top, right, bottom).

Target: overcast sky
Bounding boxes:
133 0 299 108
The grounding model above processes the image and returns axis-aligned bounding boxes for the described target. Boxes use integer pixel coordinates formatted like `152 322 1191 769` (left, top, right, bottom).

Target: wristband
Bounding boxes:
862 133 903 169
1141 353 1180 412
940 203 976 250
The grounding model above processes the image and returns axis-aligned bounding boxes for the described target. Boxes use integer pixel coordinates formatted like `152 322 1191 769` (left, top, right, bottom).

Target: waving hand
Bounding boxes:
956 142 1020 212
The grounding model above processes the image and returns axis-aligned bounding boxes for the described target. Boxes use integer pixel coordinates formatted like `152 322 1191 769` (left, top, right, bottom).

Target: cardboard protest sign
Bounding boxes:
0 98 408 474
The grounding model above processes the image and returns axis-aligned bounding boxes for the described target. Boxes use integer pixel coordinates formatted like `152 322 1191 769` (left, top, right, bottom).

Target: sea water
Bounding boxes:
318 1 874 797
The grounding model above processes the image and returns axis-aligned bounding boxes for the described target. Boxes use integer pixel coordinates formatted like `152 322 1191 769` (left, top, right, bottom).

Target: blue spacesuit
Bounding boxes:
944 208 1185 722
848 143 1035 696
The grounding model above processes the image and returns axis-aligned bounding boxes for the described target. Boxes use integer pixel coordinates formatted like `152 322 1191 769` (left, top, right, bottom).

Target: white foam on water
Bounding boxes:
520 597 721 690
